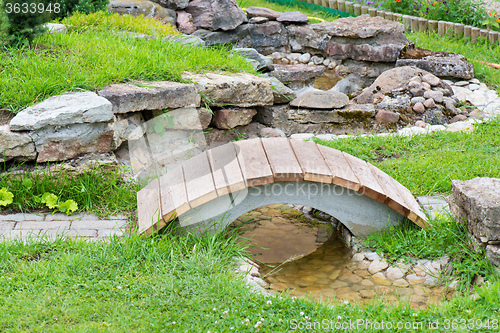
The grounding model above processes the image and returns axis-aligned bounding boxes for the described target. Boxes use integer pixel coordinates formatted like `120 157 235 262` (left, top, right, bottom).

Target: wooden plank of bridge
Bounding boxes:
261 138 304 181
389 178 430 229
343 152 387 203
182 151 218 208
137 178 163 236
207 142 246 196
367 163 411 217
317 145 360 191
290 140 333 183
234 138 274 186
159 165 190 223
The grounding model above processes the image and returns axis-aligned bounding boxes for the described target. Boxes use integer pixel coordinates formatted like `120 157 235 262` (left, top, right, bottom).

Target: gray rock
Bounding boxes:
312 15 410 62
255 104 289 126
111 113 145 150
277 11 308 24
443 98 461 115
31 123 114 163
268 77 296 104
375 110 399 123
268 64 324 84
287 105 372 124
245 6 281 20
396 53 474 80
0 125 36 162
185 0 247 31
165 34 205 47
108 0 176 25
330 78 361 95
311 55 324 65
259 127 286 138
449 177 500 246
10 92 113 131
375 95 411 113
424 98 436 108
421 82 431 90
413 102 425 114
150 0 188 9
212 107 257 129
454 80 469 86
422 107 446 125
176 10 196 34
451 114 467 123
424 90 443 103
486 245 500 267
422 73 440 86
290 90 349 109
298 53 311 63
249 17 269 24
98 81 200 113
336 103 376 120
182 72 274 107
233 48 274 72
45 23 66 33
411 97 426 104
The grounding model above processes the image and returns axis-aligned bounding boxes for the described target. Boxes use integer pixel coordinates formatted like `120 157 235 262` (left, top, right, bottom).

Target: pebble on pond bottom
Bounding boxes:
235 204 455 311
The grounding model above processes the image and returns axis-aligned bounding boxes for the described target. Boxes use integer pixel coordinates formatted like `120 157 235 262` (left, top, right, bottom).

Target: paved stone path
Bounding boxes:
0 212 128 242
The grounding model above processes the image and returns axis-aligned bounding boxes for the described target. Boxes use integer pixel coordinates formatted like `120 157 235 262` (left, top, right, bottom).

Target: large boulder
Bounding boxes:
182 72 274 107
98 81 200 113
108 0 176 26
185 0 247 31
356 66 452 104
449 177 500 267
288 15 411 62
397 48 474 80
0 125 36 162
9 92 114 131
176 10 196 34
31 123 114 163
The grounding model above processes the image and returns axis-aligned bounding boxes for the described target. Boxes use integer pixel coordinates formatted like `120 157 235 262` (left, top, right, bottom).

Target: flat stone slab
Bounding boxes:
268 64 324 83
396 54 474 80
182 72 274 107
9 92 113 131
290 90 349 109
245 6 281 20
98 81 200 113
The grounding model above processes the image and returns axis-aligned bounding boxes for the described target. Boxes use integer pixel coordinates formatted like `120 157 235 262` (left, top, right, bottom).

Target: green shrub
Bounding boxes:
0 0 50 46
53 0 109 20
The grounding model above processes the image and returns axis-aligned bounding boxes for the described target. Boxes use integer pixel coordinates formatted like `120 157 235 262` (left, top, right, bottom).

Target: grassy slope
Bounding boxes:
0 13 254 114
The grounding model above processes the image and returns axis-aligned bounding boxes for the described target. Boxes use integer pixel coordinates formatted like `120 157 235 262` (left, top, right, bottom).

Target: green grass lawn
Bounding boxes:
0 231 498 332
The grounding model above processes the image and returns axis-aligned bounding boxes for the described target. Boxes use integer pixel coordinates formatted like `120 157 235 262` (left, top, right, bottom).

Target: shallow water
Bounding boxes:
236 204 454 310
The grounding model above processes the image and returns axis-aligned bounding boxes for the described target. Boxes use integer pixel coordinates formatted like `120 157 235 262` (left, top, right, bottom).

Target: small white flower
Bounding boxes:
215 321 219 324
260 318 264 321
212 308 217 311
343 300 349 305
117 286 122 290
266 300 272 305
305 316 309 320
300 311 304 316
172 322 176 324
412 313 417 317
466 310 471 314
230 327 234 330
278 319 282 322
255 321 262 328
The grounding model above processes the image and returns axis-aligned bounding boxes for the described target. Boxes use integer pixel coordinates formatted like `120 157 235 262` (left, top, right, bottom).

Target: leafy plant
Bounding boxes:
482 10 500 31
37 192 78 215
0 187 13 206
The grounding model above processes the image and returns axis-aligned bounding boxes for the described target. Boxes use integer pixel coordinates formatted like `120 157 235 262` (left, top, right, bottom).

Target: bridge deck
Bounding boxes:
137 138 429 236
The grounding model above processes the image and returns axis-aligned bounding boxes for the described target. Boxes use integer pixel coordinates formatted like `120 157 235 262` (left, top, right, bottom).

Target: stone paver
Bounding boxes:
0 213 130 242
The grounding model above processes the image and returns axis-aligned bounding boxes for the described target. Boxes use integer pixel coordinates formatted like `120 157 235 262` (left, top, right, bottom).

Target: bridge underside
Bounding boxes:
178 181 404 237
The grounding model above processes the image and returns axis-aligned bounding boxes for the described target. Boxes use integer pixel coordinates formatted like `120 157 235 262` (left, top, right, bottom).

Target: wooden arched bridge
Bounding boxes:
137 138 429 237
